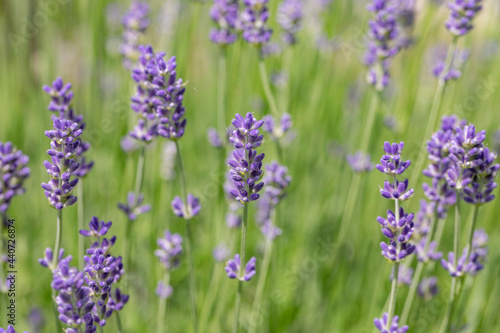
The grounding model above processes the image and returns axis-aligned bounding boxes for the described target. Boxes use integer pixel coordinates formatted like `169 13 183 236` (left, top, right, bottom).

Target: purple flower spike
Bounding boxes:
433 48 470 82
171 194 201 219
277 0 303 45
379 179 414 201
241 0 273 46
416 239 442 263
80 216 112 238
228 113 266 204
155 281 173 300
417 276 439 300
0 141 30 214
213 243 231 262
441 248 474 277
118 191 151 221
207 127 224 148
374 313 408 333
262 114 295 145
445 0 483 36
41 118 82 210
121 1 150 70
155 230 183 270
225 254 257 281
365 0 401 90
209 0 240 45
347 151 373 173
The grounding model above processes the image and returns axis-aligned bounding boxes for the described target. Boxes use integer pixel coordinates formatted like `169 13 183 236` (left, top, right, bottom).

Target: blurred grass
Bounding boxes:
1 0 500 332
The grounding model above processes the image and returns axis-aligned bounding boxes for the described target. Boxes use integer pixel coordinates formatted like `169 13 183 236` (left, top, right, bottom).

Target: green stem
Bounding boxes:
99 326 104 333
466 205 480 257
174 141 187 201
258 53 280 117
78 180 84 269
441 193 461 333
53 210 63 266
186 221 199 333
336 173 362 243
157 271 171 333
116 312 123 333
233 203 249 333
249 239 273 333
409 37 459 187
199 265 221 332
125 143 146 272
387 262 400 325
218 49 227 134
280 47 294 113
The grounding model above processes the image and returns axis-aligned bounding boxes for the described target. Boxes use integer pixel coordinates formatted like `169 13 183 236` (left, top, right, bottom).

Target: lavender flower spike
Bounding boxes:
0 325 29 333
118 191 151 221
0 142 30 214
209 0 240 45
121 1 150 70
374 313 408 333
171 194 201 219
365 0 401 90
347 151 373 173
445 0 483 36
228 113 266 204
277 0 304 45
241 0 273 46
41 118 82 209
376 142 411 176
155 230 183 270
225 254 257 281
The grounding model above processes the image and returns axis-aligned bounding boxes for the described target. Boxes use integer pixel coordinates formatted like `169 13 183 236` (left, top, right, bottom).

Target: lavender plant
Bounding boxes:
277 0 303 45
374 142 414 333
121 1 150 70
155 230 183 333
0 325 29 333
43 77 94 269
226 112 265 332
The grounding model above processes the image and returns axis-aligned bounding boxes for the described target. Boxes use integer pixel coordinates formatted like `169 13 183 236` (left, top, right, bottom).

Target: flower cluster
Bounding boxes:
432 48 470 82
227 113 266 204
445 123 499 205
209 0 240 45
445 0 483 36
155 231 183 270
225 254 257 281
347 151 373 173
41 118 82 210
207 127 224 148
423 115 463 217
376 142 415 263
277 0 304 45
389 265 413 286
171 194 201 220
43 78 93 178
121 1 150 70
365 0 401 90
395 0 416 48
155 230 183 299
241 0 273 46
256 161 291 240
130 45 188 142
417 276 439 300
213 243 231 262
374 313 408 333
81 217 127 327
441 228 488 277
118 191 151 221
262 113 293 143
0 142 30 214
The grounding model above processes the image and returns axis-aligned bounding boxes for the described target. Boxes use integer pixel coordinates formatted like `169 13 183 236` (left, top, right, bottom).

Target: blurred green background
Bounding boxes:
1 0 500 332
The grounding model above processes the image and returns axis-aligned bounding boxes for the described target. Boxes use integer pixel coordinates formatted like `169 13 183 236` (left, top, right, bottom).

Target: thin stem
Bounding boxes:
409 37 459 187
387 262 400 325
217 49 227 134
258 53 280 117
280 47 294 113
441 193 462 333
156 271 171 333
233 203 249 333
336 173 362 243
125 143 146 272
116 312 123 333
466 205 479 257
78 180 84 269
99 327 104 333
199 265 221 332
360 89 381 152
186 221 199 333
249 239 273 333
53 210 63 266
174 141 187 201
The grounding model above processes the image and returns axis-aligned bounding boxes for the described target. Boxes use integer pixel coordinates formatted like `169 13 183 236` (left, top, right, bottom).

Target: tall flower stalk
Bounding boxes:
410 0 484 187
374 142 415 333
225 113 265 333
